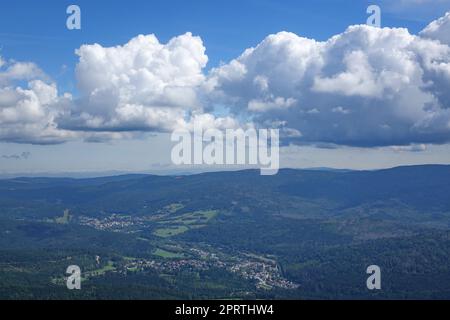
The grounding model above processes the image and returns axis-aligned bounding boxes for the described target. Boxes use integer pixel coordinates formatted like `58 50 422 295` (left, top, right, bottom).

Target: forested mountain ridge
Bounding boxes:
1 165 450 299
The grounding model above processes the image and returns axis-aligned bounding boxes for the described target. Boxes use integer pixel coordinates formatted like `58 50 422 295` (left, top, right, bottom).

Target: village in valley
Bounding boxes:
52 207 299 292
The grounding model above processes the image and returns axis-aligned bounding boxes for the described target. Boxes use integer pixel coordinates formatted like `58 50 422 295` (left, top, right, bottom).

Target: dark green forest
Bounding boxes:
1 165 450 299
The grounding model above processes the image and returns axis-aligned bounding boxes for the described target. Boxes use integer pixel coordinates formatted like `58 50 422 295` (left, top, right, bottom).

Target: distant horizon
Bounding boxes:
2 163 449 179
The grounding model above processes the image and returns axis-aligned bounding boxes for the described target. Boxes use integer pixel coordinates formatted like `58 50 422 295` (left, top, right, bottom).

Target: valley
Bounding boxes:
1 165 450 299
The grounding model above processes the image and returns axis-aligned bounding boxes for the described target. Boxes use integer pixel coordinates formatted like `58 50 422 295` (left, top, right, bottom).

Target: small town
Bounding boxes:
75 213 299 290
121 247 299 290
77 214 146 233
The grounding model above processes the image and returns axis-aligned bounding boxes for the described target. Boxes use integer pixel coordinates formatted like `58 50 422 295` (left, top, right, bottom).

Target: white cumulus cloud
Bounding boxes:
206 23 450 147
2 12 450 148
420 11 450 45
60 32 210 133
0 58 74 144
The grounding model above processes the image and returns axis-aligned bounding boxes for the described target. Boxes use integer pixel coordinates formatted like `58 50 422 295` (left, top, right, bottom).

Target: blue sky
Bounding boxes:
1 0 450 175
1 0 443 90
